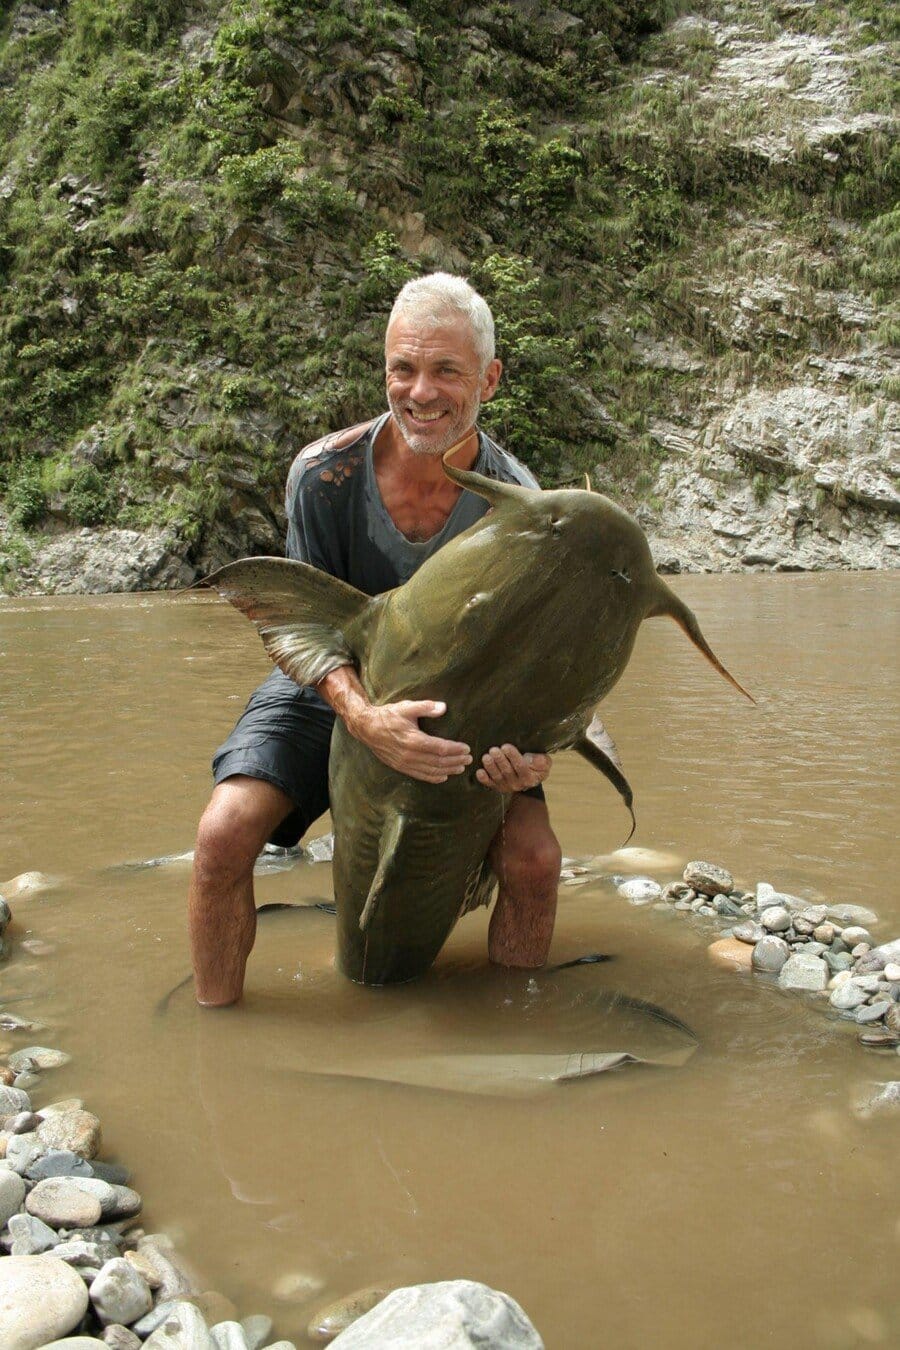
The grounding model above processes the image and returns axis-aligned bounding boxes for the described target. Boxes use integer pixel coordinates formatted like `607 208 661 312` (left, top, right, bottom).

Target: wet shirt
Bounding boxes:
285 412 538 595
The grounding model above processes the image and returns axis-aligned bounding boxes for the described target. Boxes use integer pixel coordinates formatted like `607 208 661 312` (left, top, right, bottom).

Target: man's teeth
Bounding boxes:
409 409 445 422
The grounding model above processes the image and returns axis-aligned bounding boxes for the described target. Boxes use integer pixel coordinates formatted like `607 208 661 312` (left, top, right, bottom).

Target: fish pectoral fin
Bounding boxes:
207 557 372 687
573 713 636 844
359 808 410 932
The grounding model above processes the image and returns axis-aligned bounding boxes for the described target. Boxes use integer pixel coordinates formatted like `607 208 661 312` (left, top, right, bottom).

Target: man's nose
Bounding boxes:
408 368 439 403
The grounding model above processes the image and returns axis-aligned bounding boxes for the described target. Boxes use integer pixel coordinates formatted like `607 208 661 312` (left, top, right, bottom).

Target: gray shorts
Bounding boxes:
213 669 544 848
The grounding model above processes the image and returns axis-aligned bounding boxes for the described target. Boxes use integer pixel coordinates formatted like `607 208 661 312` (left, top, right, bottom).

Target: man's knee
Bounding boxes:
194 777 293 877
497 831 562 896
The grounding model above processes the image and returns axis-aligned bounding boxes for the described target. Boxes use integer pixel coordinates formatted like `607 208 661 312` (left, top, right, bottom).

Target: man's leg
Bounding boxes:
487 793 562 967
188 776 294 1006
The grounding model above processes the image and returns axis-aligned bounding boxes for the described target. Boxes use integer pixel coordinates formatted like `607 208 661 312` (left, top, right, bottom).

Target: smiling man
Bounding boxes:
189 273 562 1005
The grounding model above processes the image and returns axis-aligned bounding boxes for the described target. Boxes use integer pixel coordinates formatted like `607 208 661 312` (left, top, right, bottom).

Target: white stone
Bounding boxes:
884 963 900 982
210 1323 250 1350
0 871 56 899
829 983 868 1011
0 1168 26 1227
760 905 791 933
143 1301 214 1349
0 1254 90 1350
26 1177 102 1229
778 954 828 992
328 1280 543 1348
616 878 662 904
0 1086 32 1116
90 1258 153 1327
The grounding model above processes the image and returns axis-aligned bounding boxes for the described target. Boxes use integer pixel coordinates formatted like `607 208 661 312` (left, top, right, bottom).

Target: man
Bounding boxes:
189 273 562 1005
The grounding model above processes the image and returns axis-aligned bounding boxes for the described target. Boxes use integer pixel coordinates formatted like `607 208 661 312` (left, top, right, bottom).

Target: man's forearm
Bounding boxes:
316 664 369 737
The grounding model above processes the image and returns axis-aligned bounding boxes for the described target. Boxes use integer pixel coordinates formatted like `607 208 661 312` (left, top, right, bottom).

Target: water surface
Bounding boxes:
1 574 898 1347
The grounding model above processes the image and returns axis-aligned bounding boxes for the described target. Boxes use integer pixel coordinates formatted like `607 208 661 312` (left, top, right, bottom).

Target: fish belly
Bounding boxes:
329 722 504 985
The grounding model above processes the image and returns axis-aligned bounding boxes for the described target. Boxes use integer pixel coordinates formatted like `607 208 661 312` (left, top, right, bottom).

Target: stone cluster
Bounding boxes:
614 861 900 1052
0 873 544 1349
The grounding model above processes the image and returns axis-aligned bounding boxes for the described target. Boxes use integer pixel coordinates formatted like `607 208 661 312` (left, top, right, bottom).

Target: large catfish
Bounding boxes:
210 451 751 986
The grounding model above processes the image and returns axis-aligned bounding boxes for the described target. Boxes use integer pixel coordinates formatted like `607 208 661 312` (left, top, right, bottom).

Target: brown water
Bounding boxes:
2 574 898 1348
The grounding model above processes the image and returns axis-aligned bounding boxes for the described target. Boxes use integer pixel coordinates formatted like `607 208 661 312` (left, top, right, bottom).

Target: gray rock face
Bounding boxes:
27 1150 95 1181
328 1281 544 1348
829 983 868 1011
0 1254 90 1350
760 905 792 933
683 861 733 896
778 954 828 992
0 1087 32 1116
17 527 197 597
90 1258 153 1327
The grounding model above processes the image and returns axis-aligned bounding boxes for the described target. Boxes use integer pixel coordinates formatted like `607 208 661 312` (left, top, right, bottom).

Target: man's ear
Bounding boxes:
481 358 503 402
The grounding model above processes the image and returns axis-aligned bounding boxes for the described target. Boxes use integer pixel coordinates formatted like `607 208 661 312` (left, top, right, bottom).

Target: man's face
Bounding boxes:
385 313 502 456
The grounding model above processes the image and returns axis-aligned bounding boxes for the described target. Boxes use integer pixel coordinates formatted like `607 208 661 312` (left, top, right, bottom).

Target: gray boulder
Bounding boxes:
329 1280 543 1348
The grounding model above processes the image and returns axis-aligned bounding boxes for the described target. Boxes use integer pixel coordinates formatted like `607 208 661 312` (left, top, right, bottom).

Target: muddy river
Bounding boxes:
1 573 898 1347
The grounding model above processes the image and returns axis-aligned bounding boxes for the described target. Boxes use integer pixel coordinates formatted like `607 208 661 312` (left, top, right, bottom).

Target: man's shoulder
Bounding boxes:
478 432 540 489
286 417 379 498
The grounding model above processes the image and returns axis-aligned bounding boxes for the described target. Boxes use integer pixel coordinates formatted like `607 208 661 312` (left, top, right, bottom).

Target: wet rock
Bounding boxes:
858 1029 900 1049
103 1327 142 1350
309 1288 393 1342
827 903 878 927
326 1280 544 1348
798 907 828 926
0 871 56 899
0 1253 90 1349
52 1238 119 1273
7 1112 41 1135
732 922 764 944
662 882 693 902
90 1258 153 1327
143 1301 214 1349
885 1005 900 1036
778 954 828 992
34 1339 105 1348
850 975 883 994
850 942 871 959
871 939 900 964
6 1133 46 1174
26 1177 103 1229
824 950 853 974
839 926 872 948
852 1081 900 1118
8 1046 72 1073
240 1315 273 1350
829 984 868 1012
7 1211 58 1255
210 1321 250 1350
792 916 815 936
37 1110 102 1159
0 1087 32 1116
28 1150 95 1181
271 1271 324 1302
813 923 836 944
752 936 790 973
616 878 662 904
759 905 792 933
134 1236 195 1300
683 861 733 896
707 938 754 971
193 1293 238 1328
123 1250 162 1290
856 1001 891 1025
0 1168 26 1226
305 833 334 863
88 1161 131 1187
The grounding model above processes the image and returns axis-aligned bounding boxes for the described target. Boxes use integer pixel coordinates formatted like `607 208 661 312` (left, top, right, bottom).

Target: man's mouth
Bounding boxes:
406 407 446 424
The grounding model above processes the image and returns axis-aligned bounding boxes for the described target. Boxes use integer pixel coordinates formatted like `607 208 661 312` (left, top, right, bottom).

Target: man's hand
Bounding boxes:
317 667 472 784
353 700 473 783
476 744 552 793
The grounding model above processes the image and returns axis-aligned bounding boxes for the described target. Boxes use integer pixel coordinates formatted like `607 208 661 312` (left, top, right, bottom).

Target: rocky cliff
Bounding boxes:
0 0 896 593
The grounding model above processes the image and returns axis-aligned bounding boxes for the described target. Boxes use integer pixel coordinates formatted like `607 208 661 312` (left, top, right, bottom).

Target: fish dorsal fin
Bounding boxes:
441 439 531 507
359 807 408 933
207 557 371 687
573 713 636 844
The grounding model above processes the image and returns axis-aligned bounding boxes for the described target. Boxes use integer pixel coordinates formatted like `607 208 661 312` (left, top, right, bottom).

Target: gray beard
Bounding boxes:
387 394 482 457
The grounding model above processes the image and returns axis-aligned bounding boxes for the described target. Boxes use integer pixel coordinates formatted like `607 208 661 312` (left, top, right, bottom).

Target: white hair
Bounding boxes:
388 273 495 369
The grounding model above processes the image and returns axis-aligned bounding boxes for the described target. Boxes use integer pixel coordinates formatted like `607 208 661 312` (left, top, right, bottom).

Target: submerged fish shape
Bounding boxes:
210 452 752 985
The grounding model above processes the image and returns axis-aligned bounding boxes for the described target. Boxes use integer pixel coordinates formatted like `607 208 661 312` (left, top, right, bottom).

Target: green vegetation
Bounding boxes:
0 0 896 573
